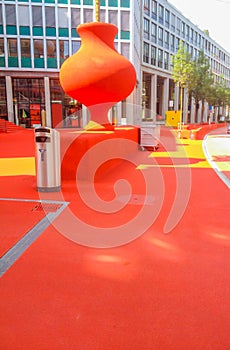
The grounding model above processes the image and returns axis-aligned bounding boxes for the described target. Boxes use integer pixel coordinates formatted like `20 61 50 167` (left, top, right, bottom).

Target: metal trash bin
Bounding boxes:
34 127 61 192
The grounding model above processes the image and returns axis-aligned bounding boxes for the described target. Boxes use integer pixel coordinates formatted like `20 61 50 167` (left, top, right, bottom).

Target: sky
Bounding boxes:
168 0 230 53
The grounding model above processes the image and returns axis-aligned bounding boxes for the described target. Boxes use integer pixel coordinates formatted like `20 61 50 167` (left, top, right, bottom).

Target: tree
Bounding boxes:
188 50 214 121
209 77 230 121
171 41 192 125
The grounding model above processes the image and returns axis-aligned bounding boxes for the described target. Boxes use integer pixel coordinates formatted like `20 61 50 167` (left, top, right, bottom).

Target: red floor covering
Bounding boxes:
0 128 230 350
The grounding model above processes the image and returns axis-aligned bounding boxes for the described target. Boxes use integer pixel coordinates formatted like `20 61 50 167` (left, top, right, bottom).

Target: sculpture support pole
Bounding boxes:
95 0 100 22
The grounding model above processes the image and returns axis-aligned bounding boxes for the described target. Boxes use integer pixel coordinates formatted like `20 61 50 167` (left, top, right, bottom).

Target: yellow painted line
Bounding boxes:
137 160 210 170
0 157 35 176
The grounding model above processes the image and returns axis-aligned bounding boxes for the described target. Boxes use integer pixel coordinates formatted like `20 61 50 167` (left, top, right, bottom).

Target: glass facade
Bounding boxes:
0 0 131 127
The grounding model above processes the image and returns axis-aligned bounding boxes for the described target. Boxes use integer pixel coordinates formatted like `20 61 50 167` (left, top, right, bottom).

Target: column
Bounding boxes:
174 84 179 111
183 89 188 124
5 76 14 123
162 77 169 119
44 77 52 127
151 74 157 122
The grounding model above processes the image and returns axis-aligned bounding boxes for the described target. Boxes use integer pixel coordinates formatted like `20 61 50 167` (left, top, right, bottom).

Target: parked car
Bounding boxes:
227 124 230 134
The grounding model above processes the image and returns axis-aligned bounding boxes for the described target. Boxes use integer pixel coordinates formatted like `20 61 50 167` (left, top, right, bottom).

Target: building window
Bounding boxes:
18 5 30 26
0 39 5 67
144 0 150 15
143 42 149 63
171 13 175 31
21 39 30 58
151 0 157 20
121 11 130 31
158 48 163 68
176 17 181 35
32 6 43 29
158 5 164 24
83 9 93 23
121 42 130 59
5 5 16 25
175 37 180 50
58 7 69 28
158 27 163 46
165 9 170 28
164 51 169 70
151 45 156 65
72 41 81 54
34 40 44 68
170 33 175 52
34 40 44 58
109 10 118 26
165 30 169 49
143 18 150 39
151 23 157 42
0 77 7 119
60 40 69 65
181 21 185 37
45 6 56 32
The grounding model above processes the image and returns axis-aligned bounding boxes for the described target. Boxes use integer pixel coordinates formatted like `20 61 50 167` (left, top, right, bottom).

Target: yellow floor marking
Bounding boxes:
0 157 35 176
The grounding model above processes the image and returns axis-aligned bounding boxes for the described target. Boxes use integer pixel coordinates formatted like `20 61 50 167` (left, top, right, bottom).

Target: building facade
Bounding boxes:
141 0 230 124
0 0 230 128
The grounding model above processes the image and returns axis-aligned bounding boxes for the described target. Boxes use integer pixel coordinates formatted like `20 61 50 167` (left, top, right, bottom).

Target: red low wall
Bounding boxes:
60 126 140 181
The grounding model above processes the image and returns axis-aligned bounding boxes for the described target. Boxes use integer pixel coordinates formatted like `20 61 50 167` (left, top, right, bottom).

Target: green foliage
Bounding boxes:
171 41 192 89
188 50 214 104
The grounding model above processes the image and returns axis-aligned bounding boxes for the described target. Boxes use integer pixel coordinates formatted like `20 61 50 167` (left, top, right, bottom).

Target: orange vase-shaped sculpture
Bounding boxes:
59 22 136 129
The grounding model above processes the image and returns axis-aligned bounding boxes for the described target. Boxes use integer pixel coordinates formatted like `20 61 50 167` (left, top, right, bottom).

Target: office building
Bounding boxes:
0 0 230 127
